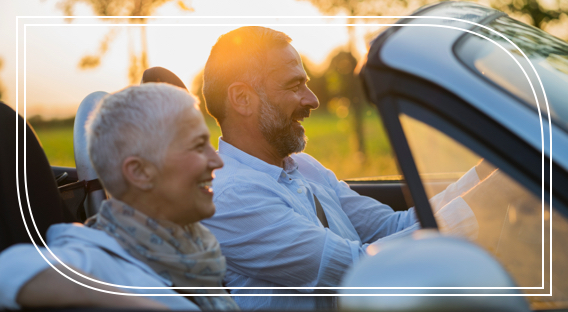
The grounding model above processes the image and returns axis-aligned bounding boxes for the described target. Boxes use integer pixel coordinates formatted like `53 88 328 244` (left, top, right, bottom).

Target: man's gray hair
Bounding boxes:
203 26 291 125
86 83 197 198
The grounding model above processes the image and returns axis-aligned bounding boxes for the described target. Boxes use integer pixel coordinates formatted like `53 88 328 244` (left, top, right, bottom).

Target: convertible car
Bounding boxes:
8 1 568 311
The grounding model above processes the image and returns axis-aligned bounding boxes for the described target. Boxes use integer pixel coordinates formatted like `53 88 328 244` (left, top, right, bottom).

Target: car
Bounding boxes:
340 1 568 311
31 1 568 310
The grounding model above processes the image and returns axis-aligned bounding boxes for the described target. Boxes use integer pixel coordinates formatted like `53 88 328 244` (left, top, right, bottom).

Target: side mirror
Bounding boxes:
340 231 530 312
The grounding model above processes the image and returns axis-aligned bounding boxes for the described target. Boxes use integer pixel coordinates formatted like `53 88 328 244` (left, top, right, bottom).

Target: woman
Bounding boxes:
0 84 239 310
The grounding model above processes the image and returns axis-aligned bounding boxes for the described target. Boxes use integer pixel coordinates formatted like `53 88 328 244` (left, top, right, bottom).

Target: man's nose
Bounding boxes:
301 87 320 110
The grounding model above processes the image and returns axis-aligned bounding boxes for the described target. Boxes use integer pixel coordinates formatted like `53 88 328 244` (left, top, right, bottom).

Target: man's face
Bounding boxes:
258 44 319 158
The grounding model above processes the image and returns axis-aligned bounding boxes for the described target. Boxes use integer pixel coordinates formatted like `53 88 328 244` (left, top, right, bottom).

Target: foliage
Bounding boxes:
55 0 194 84
300 0 419 16
57 0 181 17
301 0 568 38
28 115 75 129
492 0 567 29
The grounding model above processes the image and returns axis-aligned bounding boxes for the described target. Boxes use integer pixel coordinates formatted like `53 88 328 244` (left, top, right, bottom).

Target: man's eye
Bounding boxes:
291 85 300 92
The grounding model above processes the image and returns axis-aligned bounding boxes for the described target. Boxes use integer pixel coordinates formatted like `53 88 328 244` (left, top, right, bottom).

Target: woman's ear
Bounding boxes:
227 82 258 117
121 156 157 191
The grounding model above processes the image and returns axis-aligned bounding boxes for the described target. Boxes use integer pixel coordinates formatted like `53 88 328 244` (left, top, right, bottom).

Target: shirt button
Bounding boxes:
297 188 303 194
281 172 286 178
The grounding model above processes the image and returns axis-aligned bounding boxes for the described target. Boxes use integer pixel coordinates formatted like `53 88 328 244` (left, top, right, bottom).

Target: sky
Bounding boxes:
0 0 381 119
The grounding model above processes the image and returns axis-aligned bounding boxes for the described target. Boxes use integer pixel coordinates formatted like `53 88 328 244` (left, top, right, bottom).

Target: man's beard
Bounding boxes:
258 93 310 158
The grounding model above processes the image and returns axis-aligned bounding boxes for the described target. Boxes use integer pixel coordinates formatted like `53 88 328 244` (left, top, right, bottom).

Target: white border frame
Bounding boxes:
15 15 552 297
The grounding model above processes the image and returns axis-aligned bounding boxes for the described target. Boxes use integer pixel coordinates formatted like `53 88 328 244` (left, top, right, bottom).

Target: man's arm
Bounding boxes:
17 265 167 309
294 153 419 244
308 154 482 242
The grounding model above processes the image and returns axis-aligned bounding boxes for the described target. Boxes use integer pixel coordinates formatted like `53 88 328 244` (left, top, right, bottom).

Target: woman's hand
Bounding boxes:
17 264 168 310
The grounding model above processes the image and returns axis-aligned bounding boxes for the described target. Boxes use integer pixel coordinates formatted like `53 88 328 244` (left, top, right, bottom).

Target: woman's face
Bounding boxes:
152 107 223 225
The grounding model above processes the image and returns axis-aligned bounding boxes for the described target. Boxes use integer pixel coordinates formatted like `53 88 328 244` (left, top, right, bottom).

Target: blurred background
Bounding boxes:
1 0 567 180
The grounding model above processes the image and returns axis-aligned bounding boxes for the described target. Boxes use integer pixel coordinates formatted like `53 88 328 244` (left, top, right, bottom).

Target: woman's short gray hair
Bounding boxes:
86 83 197 198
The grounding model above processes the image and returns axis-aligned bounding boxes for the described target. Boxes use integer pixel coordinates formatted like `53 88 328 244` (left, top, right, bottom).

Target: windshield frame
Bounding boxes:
453 14 568 133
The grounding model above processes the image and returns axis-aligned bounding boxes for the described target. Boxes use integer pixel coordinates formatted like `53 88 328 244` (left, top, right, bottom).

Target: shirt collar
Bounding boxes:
218 138 299 180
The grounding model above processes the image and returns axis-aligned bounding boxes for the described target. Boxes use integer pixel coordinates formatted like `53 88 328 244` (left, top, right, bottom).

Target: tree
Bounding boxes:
492 0 567 32
299 0 397 157
324 50 367 155
301 0 568 40
55 0 194 84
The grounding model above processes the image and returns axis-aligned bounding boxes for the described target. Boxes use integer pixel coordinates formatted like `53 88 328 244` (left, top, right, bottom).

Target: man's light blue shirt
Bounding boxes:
201 139 420 310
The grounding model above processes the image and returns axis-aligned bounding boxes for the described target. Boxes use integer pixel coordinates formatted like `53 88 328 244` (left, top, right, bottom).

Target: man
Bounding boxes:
200 26 481 310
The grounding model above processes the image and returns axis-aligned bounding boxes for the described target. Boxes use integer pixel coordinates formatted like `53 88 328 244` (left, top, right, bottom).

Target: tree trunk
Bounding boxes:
347 18 366 157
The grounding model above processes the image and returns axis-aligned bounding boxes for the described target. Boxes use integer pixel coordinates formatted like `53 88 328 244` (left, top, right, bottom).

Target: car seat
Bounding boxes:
0 102 77 253
71 92 109 219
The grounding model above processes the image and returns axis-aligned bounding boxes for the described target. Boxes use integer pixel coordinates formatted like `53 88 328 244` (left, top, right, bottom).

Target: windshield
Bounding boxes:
398 105 568 309
455 16 568 130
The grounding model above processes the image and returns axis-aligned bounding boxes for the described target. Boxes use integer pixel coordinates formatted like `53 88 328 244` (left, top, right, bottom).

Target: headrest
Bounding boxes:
141 66 188 91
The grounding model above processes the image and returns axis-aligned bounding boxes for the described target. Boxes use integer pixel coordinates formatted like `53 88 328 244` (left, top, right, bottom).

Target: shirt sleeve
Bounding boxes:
429 167 480 213
0 244 68 309
425 167 480 240
0 241 201 311
204 182 368 292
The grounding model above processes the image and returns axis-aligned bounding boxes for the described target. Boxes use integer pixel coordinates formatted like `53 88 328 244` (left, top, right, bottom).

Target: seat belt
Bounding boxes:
313 194 329 228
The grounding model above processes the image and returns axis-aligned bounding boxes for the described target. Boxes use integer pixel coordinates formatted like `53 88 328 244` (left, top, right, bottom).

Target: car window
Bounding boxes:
455 15 568 131
399 112 568 309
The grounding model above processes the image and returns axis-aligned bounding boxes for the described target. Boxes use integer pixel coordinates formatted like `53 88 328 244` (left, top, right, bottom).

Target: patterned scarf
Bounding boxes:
86 198 239 311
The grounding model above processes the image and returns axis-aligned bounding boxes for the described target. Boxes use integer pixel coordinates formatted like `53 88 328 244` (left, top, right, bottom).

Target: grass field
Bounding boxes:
33 108 400 180
34 127 76 167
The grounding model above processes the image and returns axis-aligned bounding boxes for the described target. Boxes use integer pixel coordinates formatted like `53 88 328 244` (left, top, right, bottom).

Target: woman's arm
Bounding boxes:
17 265 168 310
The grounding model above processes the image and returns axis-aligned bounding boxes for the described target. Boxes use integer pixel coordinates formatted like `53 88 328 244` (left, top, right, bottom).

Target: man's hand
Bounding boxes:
16 264 168 310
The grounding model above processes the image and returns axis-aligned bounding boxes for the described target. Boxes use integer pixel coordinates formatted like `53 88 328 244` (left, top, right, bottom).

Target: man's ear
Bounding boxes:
227 82 258 117
121 156 157 192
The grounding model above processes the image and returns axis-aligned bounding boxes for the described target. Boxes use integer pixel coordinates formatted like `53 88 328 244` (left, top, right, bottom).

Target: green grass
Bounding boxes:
33 109 399 180
34 127 76 167
302 109 400 179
